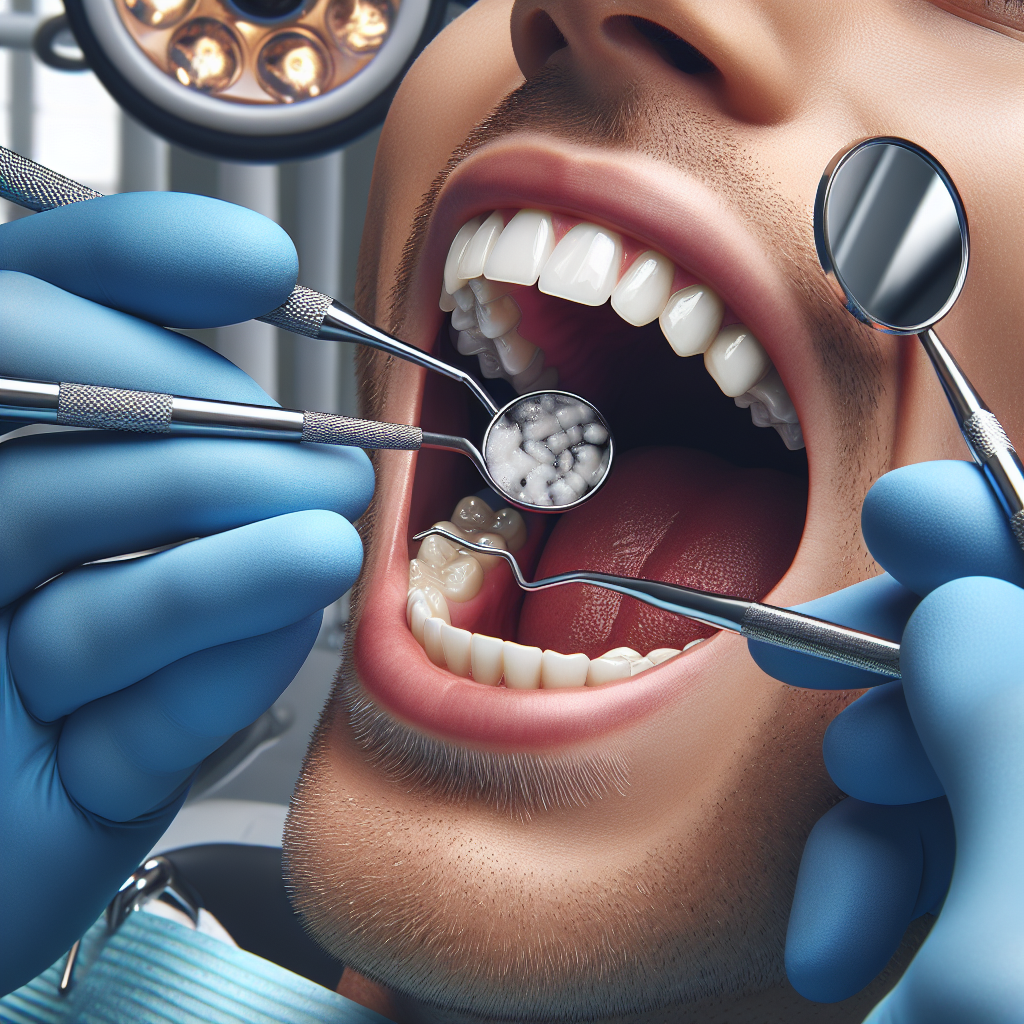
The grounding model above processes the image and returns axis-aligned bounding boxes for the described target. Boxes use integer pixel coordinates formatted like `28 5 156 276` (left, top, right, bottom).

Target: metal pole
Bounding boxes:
6 0 34 221
292 150 341 413
215 162 280 399
119 112 168 193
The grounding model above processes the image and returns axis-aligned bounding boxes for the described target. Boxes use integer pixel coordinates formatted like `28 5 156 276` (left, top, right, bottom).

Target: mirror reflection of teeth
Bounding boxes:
439 209 805 451
407 495 703 689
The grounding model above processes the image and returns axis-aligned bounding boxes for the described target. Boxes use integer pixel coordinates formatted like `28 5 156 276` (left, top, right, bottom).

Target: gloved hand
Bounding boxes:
0 193 374 995
748 460 1024 1022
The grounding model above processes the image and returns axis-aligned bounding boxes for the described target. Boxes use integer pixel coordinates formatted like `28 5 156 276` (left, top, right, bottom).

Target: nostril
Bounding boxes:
628 17 716 76
513 9 568 77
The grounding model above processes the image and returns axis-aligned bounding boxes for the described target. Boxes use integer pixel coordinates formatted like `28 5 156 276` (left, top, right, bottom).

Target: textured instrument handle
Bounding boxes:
57 382 172 433
257 284 333 339
0 145 101 211
302 410 422 450
741 603 901 679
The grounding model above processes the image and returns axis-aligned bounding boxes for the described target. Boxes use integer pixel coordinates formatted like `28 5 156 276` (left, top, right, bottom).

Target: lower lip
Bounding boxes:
353 569 706 750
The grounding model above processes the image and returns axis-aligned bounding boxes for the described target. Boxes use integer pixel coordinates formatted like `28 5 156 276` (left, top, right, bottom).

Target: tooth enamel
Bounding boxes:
541 650 590 688
503 641 542 689
682 638 705 651
586 656 633 685
704 324 771 398
477 349 506 379
440 623 473 677
468 277 507 303
439 286 457 313
492 329 537 375
451 496 527 552
457 329 491 357
611 250 675 327
451 304 477 332
458 212 504 281
745 366 798 424
409 533 484 601
430 519 507 572
453 286 476 312
774 421 805 451
539 223 623 306
475 294 522 339
407 589 431 645
659 285 725 357
423 616 447 667
598 647 654 677
630 657 655 675
444 217 483 295
512 350 554 393
470 633 504 685
483 209 556 286
647 648 682 665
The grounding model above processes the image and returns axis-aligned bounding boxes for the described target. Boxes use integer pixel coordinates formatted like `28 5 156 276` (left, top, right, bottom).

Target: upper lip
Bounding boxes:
352 135 819 751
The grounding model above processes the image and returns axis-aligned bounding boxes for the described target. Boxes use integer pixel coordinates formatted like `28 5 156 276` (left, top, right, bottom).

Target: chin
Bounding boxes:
281 9 917 1022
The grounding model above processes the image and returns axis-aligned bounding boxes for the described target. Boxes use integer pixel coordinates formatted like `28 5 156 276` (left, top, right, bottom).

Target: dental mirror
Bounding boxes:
815 137 1024 550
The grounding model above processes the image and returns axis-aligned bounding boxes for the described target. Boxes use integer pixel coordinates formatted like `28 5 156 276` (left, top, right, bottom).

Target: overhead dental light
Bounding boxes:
62 0 451 160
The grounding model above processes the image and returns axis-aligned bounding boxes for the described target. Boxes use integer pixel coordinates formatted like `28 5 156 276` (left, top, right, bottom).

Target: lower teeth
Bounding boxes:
408 493 696 689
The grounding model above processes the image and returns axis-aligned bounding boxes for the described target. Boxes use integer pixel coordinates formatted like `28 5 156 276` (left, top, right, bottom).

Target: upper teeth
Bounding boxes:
440 210 804 451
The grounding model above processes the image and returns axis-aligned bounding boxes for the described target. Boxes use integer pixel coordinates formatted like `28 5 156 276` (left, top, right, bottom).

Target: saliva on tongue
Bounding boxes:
515 447 807 659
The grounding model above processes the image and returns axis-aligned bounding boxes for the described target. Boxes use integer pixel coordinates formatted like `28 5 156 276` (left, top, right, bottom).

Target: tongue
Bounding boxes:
516 447 806 659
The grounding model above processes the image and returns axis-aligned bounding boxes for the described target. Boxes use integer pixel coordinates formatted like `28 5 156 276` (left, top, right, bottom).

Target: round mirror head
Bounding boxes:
814 137 969 335
483 391 613 513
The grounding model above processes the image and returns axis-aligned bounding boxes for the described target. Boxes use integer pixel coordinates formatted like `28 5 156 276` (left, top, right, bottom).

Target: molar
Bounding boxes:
492 329 537 376
647 648 682 666
611 250 675 327
429 519 507 572
483 209 555 286
704 324 771 398
409 531 484 602
475 294 522 339
659 285 725 357
458 212 504 280
586 655 632 686
539 223 623 306
451 496 527 552
444 217 483 296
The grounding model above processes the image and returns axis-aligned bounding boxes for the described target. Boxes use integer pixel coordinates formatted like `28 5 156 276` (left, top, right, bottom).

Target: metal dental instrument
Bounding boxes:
0 144 616 511
0 375 610 514
414 528 903 679
815 137 1024 552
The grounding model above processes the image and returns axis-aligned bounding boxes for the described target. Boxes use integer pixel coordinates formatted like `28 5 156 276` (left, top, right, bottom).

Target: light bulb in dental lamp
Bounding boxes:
62 0 453 161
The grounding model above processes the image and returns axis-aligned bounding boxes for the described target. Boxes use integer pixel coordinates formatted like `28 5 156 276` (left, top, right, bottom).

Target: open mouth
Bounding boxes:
352 142 814 750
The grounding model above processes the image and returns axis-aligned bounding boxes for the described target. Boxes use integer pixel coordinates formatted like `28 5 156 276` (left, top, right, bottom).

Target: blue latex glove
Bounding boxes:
749 460 1024 1021
0 194 374 995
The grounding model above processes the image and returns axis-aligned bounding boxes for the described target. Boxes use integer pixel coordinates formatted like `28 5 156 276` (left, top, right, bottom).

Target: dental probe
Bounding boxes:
0 376 610 515
413 529 903 679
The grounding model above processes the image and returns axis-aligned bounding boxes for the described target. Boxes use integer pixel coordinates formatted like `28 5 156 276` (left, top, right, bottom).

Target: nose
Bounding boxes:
509 0 804 125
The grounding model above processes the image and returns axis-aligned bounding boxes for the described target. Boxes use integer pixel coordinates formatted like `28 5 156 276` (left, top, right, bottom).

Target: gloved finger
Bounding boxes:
822 681 943 805
9 509 362 722
0 193 296 327
57 613 321 822
0 272 272 406
863 461 1024 596
0 431 373 607
748 573 919 690
785 796 954 1004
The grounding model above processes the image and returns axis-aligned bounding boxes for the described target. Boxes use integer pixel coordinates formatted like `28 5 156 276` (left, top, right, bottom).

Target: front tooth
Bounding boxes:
744 366 798 424
475 294 522 339
611 251 674 326
458 212 504 280
439 286 457 313
586 655 632 685
704 324 771 398
647 648 682 666
493 329 537 375
423 616 447 667
539 223 623 306
440 624 473 677
444 217 483 295
659 285 725 357
471 633 504 685
484 209 555 286
541 650 590 688
502 641 542 689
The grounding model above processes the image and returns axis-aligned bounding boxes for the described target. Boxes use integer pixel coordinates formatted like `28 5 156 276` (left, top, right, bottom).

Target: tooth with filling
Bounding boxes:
458 212 505 280
541 650 590 688
704 324 771 398
444 217 483 296
440 623 473 677
539 222 623 306
476 294 522 339
659 284 725 357
484 209 556 286
471 633 504 685
503 641 542 689
611 250 675 326
423 616 447 667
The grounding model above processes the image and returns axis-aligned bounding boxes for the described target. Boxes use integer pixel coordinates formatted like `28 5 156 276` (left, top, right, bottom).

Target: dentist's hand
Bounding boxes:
748 460 1024 1022
0 194 374 995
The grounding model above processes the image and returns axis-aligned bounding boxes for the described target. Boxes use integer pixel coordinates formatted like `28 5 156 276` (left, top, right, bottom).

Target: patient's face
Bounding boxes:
286 2 1024 1020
